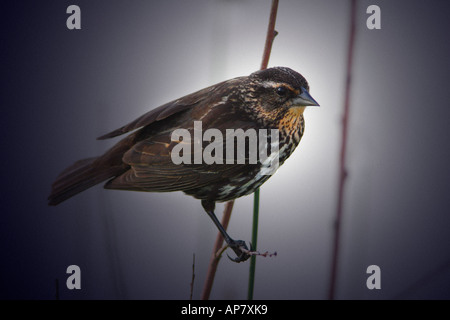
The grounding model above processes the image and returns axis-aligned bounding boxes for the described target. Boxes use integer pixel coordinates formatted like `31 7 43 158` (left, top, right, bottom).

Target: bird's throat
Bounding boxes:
288 106 306 116
278 106 305 135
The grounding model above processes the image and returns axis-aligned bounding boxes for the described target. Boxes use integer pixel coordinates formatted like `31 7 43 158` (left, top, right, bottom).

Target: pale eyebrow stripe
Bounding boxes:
261 81 298 94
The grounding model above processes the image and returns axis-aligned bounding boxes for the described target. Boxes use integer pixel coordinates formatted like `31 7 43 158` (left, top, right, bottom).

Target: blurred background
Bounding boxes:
2 0 450 299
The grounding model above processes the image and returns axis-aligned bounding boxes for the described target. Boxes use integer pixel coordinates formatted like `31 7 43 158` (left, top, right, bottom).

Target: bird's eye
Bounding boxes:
276 86 287 96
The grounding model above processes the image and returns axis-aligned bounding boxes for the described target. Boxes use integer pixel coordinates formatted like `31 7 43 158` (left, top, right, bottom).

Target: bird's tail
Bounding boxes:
48 157 123 206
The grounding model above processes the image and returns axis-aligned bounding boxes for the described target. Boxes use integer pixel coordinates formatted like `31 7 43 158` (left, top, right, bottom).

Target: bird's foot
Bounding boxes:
226 240 252 263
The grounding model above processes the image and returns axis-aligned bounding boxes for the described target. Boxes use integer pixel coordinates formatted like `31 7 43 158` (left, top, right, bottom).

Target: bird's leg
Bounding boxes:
205 209 251 263
202 201 250 263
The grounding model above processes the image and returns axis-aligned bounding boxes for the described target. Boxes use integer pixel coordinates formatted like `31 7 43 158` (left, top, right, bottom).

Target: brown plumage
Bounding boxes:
48 67 319 262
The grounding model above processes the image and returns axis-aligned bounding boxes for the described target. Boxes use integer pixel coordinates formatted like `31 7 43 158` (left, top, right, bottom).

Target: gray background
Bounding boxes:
2 0 450 299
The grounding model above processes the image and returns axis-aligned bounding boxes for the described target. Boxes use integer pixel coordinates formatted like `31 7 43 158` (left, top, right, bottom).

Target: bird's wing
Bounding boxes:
96 78 238 140
104 115 260 193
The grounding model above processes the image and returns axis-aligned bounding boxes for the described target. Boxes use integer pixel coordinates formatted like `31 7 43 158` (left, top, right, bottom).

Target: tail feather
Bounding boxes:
48 157 122 206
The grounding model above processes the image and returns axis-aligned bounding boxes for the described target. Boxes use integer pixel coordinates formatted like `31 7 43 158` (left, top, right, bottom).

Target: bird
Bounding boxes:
48 66 319 262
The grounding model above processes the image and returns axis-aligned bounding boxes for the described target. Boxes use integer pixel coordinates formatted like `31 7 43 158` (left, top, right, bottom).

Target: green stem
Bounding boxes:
247 0 279 301
248 188 260 300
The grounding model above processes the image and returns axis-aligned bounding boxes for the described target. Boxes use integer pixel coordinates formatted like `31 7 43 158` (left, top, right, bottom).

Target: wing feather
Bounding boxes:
105 113 261 193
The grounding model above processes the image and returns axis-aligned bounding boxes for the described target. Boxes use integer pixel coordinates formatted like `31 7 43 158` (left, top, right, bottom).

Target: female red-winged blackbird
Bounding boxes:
48 67 319 262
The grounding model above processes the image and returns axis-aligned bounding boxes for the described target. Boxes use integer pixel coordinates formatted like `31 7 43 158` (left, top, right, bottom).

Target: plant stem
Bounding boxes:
248 0 279 300
190 253 195 300
247 188 260 300
260 0 279 71
328 0 357 300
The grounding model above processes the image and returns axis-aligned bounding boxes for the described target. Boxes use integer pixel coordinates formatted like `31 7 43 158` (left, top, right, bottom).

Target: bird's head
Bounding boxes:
241 67 319 124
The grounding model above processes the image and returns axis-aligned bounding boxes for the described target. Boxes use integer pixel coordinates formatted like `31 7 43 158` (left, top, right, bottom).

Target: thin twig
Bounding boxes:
201 200 234 300
214 243 277 259
260 0 279 70
328 0 357 300
190 253 195 300
242 247 277 258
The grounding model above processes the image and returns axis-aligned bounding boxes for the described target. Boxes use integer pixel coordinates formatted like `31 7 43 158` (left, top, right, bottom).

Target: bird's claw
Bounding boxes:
226 240 252 263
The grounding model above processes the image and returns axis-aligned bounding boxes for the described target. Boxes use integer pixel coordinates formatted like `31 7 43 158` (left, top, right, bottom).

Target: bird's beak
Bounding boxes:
292 87 320 107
